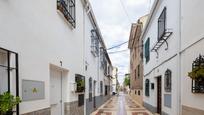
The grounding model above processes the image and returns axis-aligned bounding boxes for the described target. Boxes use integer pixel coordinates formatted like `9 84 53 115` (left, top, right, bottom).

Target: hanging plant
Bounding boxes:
188 66 204 80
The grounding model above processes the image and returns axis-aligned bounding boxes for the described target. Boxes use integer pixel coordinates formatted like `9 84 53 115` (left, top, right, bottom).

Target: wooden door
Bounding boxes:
157 77 162 114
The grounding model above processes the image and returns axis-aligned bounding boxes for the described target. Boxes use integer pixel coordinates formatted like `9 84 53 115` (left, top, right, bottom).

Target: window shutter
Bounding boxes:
145 38 150 63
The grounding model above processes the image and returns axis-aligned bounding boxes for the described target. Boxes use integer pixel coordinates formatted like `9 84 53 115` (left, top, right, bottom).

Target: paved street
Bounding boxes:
91 92 153 115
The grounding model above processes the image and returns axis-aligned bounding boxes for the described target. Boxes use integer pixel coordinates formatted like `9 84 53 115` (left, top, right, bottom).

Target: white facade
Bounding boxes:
0 0 112 115
180 0 204 114
143 0 204 115
142 0 180 114
112 67 118 93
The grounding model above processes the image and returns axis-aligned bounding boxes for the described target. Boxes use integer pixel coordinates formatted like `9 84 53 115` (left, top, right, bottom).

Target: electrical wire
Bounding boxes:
108 44 143 54
119 0 132 23
108 49 129 54
107 41 128 50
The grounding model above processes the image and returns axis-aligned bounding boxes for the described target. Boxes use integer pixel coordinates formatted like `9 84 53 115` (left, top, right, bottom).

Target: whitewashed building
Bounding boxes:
180 0 204 114
142 0 204 115
0 0 112 115
142 0 180 114
111 67 118 94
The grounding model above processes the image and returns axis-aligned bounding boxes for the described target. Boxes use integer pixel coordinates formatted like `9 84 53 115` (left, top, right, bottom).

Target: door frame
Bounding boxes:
157 76 162 114
93 80 96 108
50 64 68 115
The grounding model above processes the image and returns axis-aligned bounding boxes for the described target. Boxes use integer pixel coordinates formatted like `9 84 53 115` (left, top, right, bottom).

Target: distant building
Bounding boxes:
128 15 148 105
112 67 119 94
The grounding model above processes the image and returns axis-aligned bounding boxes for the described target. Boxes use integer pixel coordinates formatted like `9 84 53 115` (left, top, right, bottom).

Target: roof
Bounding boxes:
128 15 149 49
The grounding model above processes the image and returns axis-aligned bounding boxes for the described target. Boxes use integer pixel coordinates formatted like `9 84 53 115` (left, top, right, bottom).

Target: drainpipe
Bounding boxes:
82 2 86 115
178 0 182 114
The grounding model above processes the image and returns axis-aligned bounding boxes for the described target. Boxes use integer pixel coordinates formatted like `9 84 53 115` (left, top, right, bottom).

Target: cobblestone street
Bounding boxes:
91 92 153 115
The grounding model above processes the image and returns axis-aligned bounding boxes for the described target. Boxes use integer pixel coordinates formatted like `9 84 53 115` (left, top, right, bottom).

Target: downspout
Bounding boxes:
178 0 182 114
82 3 86 115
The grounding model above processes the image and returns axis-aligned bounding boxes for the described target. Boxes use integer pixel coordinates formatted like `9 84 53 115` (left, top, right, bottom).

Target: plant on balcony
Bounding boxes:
188 66 204 80
0 92 21 115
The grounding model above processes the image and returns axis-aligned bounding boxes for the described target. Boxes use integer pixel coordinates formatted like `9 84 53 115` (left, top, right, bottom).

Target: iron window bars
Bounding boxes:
0 47 19 115
57 0 76 28
164 69 172 92
91 29 99 57
100 47 105 68
151 7 173 57
191 55 204 93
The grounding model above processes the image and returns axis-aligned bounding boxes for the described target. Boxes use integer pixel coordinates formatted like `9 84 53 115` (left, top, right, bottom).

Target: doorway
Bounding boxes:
50 65 67 115
93 80 96 109
157 76 162 114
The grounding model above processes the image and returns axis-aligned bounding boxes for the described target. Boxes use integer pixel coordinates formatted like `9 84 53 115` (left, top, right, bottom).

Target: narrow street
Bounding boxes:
92 92 153 115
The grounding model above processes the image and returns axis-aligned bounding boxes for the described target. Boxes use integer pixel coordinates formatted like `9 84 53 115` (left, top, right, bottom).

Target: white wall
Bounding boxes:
181 0 204 111
143 0 180 114
0 0 86 114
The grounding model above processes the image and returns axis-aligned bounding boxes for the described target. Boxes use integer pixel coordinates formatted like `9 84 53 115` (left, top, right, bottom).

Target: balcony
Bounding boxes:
57 0 76 28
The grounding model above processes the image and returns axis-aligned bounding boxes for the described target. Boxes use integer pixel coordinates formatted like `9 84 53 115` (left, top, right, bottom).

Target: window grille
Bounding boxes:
191 55 204 93
91 29 99 57
0 48 19 115
164 69 172 92
57 0 76 28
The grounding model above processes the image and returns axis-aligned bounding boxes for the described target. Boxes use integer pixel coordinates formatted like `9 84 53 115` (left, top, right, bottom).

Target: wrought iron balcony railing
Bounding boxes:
57 0 76 28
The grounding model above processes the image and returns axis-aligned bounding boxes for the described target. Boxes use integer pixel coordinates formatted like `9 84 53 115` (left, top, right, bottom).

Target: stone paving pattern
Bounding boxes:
91 93 153 115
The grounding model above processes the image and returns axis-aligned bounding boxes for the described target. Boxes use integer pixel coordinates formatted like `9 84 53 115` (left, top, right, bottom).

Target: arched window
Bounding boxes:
145 79 150 96
165 69 172 92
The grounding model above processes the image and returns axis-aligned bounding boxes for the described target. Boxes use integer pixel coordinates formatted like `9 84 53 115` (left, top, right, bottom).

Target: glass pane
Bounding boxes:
0 66 8 94
0 49 8 66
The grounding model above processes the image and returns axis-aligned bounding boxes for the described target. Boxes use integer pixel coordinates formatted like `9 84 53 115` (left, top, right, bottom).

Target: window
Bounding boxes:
145 79 150 96
104 59 107 75
158 7 166 41
138 64 140 78
78 94 84 106
135 69 137 80
100 81 103 95
0 48 19 114
91 29 99 57
57 0 76 28
89 77 92 101
144 38 150 63
105 85 108 95
164 69 171 92
138 90 140 95
191 55 204 93
75 74 85 92
135 90 137 95
151 83 154 90
100 47 105 68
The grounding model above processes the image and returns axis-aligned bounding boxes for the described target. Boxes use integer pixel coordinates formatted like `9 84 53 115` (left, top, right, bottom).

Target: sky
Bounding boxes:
89 0 153 84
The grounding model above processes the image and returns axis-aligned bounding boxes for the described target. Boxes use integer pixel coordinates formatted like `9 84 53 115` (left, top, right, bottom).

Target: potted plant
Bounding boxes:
0 92 21 115
188 66 204 80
